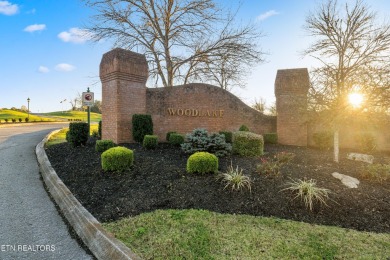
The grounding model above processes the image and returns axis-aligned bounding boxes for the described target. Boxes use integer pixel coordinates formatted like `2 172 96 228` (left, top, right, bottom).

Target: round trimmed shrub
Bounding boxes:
96 139 116 153
232 131 264 156
101 147 134 172
263 133 278 144
239 125 249 132
169 133 185 146
143 135 158 149
186 152 218 174
166 131 177 142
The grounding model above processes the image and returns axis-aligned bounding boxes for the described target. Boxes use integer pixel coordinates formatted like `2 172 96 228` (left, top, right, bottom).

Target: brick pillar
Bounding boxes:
275 68 310 146
100 48 148 143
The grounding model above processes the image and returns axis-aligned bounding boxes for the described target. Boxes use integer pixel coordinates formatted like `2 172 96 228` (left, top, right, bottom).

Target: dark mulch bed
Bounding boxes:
45 140 390 233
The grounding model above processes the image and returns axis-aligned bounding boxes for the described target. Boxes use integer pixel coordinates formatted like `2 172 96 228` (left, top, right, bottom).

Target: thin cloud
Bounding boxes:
26 8 36 14
38 66 49 73
58 28 93 44
256 10 280 22
55 63 75 72
24 24 46 33
0 1 19 15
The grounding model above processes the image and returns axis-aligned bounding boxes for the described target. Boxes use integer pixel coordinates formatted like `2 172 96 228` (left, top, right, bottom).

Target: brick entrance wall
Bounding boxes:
100 48 308 145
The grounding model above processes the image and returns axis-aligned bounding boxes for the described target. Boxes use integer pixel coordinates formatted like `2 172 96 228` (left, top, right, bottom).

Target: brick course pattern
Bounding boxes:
275 68 310 146
100 48 148 143
147 84 276 140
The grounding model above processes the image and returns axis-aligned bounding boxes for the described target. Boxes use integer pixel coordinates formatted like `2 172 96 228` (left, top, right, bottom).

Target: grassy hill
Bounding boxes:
0 109 55 122
0 109 102 123
43 111 101 123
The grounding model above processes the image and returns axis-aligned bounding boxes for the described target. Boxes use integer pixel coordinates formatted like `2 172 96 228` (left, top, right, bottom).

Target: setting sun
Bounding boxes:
348 93 364 108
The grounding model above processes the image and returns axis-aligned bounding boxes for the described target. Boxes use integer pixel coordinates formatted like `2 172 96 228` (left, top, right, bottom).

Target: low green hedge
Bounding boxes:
143 135 158 149
263 133 278 144
101 147 134 172
96 140 116 153
166 131 177 142
232 131 264 156
186 152 218 174
169 133 185 146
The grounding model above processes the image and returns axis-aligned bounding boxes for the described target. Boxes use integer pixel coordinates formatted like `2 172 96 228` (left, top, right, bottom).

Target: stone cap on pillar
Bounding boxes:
99 48 148 84
274 68 310 96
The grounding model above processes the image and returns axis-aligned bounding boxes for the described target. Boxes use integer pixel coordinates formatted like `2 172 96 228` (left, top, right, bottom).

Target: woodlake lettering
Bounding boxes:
167 108 224 118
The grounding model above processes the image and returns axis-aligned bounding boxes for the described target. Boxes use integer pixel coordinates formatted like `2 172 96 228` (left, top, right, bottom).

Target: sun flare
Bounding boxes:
348 93 364 108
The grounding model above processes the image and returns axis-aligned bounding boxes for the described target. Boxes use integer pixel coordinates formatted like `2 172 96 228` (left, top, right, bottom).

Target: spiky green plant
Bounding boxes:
282 179 330 211
219 163 252 192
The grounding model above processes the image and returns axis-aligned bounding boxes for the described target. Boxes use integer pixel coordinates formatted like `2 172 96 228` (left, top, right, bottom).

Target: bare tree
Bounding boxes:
83 0 265 90
304 0 390 162
69 93 82 111
252 97 267 114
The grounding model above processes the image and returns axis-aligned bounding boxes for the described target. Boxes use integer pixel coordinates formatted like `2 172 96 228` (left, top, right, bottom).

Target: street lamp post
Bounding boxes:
27 98 30 121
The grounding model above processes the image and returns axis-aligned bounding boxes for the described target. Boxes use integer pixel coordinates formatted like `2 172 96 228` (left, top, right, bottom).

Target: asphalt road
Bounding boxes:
0 123 93 260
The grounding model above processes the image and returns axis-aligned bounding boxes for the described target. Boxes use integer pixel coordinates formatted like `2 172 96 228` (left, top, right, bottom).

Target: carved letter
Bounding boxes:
219 110 224 117
213 110 218 117
168 108 176 116
192 109 199 117
177 109 184 116
185 109 191 116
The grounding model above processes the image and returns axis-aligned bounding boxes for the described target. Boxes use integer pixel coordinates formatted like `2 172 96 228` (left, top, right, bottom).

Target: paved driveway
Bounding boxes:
0 123 93 260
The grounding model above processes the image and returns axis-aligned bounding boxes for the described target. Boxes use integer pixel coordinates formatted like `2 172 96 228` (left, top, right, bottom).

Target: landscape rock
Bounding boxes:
347 153 374 164
332 172 360 188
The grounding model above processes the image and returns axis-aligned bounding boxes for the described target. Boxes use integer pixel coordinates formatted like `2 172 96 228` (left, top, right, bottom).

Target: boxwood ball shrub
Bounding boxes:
219 131 233 143
232 131 264 156
96 140 116 153
169 133 185 146
132 114 153 143
263 133 278 144
101 147 134 172
67 122 89 147
239 125 250 132
186 152 218 174
143 135 158 149
166 131 177 142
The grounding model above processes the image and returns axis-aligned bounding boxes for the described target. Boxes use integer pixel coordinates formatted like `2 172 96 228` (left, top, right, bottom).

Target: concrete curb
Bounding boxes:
36 130 141 260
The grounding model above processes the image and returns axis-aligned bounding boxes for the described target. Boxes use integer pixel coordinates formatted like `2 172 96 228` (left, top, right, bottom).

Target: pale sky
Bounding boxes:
1 0 389 112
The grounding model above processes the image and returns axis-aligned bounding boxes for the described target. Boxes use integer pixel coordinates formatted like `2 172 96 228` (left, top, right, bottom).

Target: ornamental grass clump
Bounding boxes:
219 162 252 192
96 139 116 153
143 135 158 149
282 178 331 211
101 147 134 172
186 152 218 174
257 152 295 175
232 131 263 156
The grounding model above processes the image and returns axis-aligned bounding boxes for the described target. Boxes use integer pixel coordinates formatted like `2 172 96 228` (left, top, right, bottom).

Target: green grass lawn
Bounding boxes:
43 111 101 122
0 109 55 122
103 209 390 259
